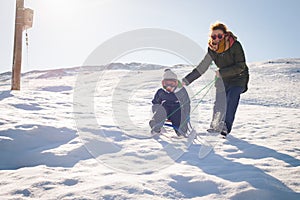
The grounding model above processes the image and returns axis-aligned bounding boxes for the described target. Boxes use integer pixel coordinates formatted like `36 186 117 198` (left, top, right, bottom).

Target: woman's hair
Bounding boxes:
210 22 228 33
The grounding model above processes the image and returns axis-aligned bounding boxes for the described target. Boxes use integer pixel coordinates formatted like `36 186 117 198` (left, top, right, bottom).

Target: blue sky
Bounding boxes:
1 0 300 72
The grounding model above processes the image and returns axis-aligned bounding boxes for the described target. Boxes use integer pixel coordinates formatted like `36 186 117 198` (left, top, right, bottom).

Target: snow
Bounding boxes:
0 59 300 199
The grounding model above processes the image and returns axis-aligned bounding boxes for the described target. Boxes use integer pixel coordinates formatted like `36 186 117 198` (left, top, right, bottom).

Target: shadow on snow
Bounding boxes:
174 135 300 199
0 124 93 170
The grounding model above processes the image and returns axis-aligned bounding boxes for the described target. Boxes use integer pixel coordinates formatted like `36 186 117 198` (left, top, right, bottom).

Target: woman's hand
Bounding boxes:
215 70 221 78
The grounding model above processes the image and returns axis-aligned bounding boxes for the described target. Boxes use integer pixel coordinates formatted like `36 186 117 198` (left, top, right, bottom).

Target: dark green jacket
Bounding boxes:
183 41 249 93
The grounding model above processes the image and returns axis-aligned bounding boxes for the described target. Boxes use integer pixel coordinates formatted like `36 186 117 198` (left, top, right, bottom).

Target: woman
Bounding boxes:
182 22 249 136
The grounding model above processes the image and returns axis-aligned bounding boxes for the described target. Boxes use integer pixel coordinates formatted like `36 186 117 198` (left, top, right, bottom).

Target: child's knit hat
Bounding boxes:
163 69 177 80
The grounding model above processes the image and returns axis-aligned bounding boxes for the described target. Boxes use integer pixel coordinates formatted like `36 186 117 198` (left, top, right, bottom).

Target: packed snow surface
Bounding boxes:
0 59 299 199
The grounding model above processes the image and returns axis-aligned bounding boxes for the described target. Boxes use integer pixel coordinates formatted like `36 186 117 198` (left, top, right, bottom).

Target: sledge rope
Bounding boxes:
178 77 216 131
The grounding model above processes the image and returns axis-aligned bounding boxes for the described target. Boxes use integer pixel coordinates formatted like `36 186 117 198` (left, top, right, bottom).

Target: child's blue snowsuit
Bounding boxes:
149 85 190 135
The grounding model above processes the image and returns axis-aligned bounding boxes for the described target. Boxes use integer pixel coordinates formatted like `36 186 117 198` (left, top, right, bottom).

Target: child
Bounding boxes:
149 69 190 136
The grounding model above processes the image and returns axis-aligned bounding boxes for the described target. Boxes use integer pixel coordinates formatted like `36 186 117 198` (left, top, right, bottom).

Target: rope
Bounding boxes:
178 77 217 131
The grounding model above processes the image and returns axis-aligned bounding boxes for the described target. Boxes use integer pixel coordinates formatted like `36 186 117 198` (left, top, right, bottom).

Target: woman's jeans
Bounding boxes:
212 81 244 134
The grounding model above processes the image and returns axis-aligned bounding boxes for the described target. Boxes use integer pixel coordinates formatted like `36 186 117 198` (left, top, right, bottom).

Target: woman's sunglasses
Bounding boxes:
211 33 224 40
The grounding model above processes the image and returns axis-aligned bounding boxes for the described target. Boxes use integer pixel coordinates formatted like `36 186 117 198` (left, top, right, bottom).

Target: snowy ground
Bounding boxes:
0 59 300 199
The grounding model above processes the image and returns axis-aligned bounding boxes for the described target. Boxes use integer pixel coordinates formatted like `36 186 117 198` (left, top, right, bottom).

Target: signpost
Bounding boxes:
11 0 33 90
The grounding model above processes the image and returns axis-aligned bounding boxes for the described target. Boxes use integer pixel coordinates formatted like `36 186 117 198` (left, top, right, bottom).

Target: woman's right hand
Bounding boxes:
215 70 221 78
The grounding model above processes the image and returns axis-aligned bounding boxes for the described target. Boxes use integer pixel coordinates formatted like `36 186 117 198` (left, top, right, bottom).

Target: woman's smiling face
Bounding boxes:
211 29 225 44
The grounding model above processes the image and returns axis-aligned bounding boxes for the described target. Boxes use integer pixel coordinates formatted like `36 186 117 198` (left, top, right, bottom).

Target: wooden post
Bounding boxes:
11 0 24 90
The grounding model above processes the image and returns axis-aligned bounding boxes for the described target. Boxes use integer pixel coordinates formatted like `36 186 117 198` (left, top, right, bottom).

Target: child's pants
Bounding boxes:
149 103 188 134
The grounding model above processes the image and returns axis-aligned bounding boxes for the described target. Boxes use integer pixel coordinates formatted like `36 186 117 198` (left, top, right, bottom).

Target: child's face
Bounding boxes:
162 79 178 92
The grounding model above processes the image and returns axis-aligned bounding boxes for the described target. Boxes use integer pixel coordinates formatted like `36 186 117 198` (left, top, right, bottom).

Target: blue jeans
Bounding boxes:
213 83 244 133
225 86 244 133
